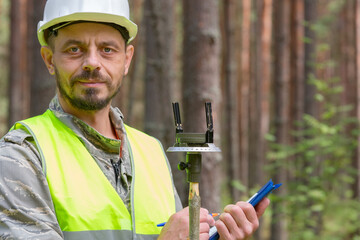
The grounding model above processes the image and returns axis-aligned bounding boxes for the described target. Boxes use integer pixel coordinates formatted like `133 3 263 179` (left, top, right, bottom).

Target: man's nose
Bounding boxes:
82 50 101 72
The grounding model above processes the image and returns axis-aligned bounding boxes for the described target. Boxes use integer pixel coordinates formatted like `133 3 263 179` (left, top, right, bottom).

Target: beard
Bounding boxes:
55 68 121 111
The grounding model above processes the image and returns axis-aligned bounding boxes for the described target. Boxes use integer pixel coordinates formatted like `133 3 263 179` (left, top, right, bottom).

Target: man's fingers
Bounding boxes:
214 199 271 240
222 204 255 238
255 197 270 218
199 208 216 226
199 222 211 234
215 219 232 239
235 202 258 226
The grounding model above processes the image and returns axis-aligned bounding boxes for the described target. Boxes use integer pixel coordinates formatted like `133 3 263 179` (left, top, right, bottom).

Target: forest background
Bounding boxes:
1 0 360 239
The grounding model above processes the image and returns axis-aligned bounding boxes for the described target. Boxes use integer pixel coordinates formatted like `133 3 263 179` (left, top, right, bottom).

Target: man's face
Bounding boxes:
42 22 134 111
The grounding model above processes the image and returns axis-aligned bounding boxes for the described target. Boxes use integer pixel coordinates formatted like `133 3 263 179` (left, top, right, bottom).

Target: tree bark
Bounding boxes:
113 0 144 125
143 0 188 204
304 0 318 117
239 0 251 196
339 0 356 110
29 0 54 116
270 1 290 240
355 0 360 201
223 0 240 202
255 2 273 239
9 0 31 126
290 0 305 127
143 0 174 147
259 0 272 170
182 0 221 211
248 0 262 191
252 0 273 188
0 0 10 134
288 0 305 187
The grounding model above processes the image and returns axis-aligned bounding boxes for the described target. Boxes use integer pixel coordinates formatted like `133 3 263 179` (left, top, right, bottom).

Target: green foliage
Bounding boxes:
267 73 360 239
267 1 360 237
230 179 247 193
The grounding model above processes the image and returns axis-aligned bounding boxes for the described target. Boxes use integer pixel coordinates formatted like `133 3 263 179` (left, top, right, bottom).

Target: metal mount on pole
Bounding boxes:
167 102 221 240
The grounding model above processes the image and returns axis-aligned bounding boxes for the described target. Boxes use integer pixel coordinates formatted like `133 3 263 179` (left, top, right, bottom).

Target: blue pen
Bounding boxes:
157 222 166 227
209 179 282 240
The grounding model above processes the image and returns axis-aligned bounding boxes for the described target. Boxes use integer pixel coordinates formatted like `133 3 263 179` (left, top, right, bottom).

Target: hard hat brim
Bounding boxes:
37 12 138 46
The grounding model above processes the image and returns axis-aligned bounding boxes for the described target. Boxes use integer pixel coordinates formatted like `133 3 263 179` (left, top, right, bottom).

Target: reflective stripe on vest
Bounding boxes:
62 229 159 240
14 109 176 239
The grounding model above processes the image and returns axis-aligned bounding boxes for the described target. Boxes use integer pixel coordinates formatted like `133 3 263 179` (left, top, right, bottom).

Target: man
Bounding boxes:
0 0 269 239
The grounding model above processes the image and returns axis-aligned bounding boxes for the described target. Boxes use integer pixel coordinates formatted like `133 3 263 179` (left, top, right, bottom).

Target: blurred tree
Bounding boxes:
142 0 188 204
356 0 360 203
182 0 222 211
29 0 53 116
223 0 241 202
270 0 290 240
304 0 318 117
249 0 273 194
289 0 305 145
354 0 360 237
0 0 10 135
8 0 31 126
9 0 52 125
113 0 144 126
254 2 273 239
239 0 251 197
143 0 175 149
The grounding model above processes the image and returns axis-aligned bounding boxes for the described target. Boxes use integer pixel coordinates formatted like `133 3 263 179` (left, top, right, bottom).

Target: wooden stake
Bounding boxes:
189 182 200 240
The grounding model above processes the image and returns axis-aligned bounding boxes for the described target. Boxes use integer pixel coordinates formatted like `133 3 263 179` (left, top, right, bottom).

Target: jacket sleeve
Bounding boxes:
0 129 63 240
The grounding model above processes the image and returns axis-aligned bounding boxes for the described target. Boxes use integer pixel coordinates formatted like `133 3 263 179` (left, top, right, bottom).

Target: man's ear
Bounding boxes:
40 46 55 75
124 44 134 76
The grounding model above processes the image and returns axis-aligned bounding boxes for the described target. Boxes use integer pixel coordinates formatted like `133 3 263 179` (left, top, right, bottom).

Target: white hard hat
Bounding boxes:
37 0 138 46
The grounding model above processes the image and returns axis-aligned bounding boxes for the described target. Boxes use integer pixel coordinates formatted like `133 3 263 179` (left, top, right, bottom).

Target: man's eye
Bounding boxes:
69 47 79 53
103 48 112 53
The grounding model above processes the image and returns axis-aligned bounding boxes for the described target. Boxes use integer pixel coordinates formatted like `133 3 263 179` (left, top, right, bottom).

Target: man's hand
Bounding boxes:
157 206 215 240
216 198 270 240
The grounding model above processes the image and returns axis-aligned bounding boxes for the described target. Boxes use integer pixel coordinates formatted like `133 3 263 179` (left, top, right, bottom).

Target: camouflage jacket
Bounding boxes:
0 96 182 240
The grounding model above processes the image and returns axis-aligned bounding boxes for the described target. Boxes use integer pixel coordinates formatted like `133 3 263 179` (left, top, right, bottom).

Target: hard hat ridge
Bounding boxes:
46 21 130 43
37 0 138 46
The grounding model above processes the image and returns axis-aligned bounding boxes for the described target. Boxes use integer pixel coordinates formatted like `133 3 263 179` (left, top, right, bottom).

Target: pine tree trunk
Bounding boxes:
142 0 189 204
114 0 143 123
143 0 174 147
182 0 222 211
29 0 55 116
304 0 317 116
290 0 305 131
0 0 10 133
259 0 272 171
355 0 360 202
254 2 273 239
270 1 290 240
248 0 261 191
239 0 251 195
223 0 241 202
9 0 31 125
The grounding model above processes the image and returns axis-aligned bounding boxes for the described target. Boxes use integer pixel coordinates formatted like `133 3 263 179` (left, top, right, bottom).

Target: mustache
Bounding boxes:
70 70 110 86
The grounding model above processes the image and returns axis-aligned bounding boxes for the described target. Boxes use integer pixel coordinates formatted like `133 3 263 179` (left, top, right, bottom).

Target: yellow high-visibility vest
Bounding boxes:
13 109 176 239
